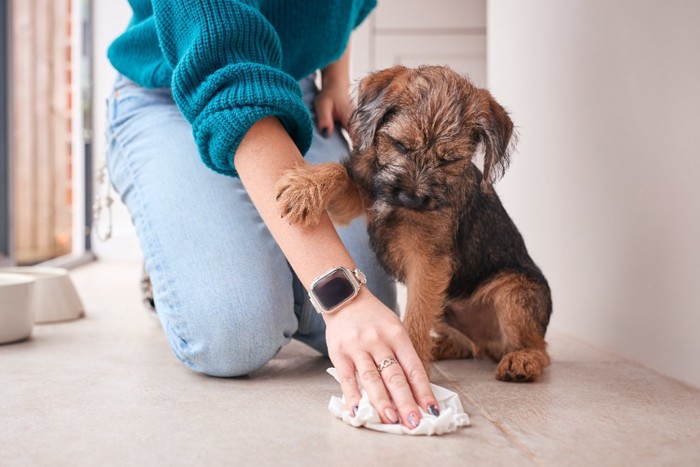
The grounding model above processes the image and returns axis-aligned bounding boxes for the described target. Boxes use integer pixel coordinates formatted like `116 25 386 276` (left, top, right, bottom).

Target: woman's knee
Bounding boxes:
160 298 296 377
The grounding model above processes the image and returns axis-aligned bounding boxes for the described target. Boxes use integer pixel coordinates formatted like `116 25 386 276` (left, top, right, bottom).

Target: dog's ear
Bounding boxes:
475 89 516 192
349 66 410 152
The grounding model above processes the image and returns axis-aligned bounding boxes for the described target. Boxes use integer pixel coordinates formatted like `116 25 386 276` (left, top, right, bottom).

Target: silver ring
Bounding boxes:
376 357 398 373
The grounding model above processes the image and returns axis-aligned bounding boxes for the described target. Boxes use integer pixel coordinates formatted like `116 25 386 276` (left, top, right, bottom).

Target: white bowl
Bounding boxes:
0 267 84 323
0 273 35 344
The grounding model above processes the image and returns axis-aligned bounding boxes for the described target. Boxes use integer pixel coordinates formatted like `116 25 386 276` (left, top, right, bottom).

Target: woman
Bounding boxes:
106 0 438 429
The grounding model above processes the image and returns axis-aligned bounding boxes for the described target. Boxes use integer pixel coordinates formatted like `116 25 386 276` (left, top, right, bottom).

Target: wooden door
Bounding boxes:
10 0 74 264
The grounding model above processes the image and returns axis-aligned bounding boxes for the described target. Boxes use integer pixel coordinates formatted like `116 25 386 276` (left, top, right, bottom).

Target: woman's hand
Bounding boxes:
316 41 352 136
315 81 351 136
324 289 439 429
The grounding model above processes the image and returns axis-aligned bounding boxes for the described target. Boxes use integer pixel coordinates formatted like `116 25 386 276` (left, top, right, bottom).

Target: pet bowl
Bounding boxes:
0 267 84 323
0 273 35 344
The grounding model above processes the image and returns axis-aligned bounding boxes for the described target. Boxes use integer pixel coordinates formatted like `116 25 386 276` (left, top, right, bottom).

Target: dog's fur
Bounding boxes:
276 65 552 382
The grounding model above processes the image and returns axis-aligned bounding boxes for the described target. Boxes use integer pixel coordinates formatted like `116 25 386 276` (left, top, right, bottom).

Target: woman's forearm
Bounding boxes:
234 116 358 291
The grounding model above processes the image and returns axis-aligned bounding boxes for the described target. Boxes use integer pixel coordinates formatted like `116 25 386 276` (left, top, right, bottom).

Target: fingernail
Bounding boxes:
384 407 399 424
352 405 359 417
408 412 419 428
321 127 329 138
428 404 440 417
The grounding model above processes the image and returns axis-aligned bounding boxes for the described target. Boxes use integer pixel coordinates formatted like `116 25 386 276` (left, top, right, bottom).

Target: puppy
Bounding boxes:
276 65 552 382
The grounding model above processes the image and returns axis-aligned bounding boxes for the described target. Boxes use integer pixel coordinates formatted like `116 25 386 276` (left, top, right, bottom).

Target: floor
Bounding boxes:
2 260 699 466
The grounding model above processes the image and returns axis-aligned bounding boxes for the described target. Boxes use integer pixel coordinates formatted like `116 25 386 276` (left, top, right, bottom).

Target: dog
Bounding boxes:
275 65 552 382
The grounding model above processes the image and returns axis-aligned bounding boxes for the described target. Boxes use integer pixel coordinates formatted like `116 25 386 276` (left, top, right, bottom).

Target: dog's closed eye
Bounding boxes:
391 138 410 154
437 157 462 168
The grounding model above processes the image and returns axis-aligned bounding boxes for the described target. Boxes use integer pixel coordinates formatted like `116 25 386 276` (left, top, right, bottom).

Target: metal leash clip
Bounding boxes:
92 159 113 242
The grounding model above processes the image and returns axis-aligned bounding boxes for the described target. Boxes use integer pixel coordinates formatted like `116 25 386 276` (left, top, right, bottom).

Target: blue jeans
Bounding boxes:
106 74 397 377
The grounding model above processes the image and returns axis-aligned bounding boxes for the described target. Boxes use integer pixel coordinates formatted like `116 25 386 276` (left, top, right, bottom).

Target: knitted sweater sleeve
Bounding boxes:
151 0 313 177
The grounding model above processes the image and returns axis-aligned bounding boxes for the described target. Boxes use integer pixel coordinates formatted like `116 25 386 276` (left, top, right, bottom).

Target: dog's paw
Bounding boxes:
495 349 548 382
275 166 326 226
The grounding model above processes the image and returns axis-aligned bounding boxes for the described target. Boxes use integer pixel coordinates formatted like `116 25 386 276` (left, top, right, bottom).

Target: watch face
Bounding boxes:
314 269 357 311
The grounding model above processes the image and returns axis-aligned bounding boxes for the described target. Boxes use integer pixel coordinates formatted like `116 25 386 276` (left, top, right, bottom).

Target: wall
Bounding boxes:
488 0 700 387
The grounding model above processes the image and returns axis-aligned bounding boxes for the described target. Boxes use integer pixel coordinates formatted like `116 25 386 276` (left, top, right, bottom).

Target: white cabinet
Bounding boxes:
374 0 486 30
352 0 486 85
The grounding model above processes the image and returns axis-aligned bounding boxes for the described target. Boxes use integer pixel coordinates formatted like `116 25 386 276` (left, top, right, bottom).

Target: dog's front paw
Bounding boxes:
275 165 326 226
495 349 549 382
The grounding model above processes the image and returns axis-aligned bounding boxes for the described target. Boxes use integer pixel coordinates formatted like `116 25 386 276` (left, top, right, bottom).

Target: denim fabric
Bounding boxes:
105 74 397 377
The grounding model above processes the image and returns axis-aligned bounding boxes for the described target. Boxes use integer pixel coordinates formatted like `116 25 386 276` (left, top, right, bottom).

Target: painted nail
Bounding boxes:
352 405 359 417
384 407 399 424
408 412 419 428
428 404 440 417
321 127 329 138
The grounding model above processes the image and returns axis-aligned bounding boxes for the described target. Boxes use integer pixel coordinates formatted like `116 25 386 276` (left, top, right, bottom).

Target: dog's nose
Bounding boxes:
397 191 429 209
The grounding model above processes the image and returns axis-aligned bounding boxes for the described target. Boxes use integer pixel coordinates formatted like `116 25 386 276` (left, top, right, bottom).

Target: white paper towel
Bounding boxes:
327 368 470 435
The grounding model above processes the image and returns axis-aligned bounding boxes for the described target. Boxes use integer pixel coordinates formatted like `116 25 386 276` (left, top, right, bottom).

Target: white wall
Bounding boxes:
488 0 700 388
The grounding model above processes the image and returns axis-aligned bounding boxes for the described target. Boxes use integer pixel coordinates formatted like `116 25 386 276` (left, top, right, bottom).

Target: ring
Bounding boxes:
376 357 398 373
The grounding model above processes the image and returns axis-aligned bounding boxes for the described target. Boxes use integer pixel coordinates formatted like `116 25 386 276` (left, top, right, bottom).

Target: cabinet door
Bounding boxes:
374 0 485 30
374 34 486 86
351 0 486 85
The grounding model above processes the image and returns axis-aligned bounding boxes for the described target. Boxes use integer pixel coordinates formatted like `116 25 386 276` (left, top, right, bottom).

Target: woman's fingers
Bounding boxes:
335 348 438 427
314 95 335 137
377 356 423 428
333 357 362 416
354 352 401 424
393 335 440 416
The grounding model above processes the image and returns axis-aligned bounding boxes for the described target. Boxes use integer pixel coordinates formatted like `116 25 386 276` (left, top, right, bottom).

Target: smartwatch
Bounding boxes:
308 267 367 314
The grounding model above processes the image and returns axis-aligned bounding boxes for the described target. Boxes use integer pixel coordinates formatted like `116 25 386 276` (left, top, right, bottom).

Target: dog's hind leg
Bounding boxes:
275 162 364 226
486 273 551 382
447 272 551 382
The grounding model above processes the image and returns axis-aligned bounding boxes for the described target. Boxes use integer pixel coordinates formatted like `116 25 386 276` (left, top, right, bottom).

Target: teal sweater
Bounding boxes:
108 0 376 177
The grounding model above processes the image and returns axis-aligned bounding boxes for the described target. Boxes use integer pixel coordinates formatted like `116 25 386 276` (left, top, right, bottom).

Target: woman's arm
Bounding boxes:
151 0 314 177
235 117 438 428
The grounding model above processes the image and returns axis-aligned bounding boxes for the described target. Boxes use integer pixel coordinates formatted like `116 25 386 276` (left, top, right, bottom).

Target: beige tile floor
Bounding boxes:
2 260 699 466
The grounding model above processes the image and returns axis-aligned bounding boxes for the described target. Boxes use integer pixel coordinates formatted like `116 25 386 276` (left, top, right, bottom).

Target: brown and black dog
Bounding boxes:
276 65 552 382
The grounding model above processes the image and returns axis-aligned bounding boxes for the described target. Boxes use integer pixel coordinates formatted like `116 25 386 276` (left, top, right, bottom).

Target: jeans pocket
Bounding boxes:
107 75 172 132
